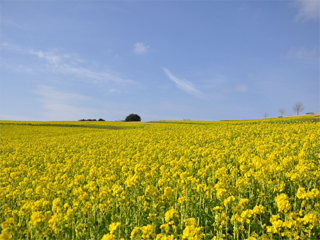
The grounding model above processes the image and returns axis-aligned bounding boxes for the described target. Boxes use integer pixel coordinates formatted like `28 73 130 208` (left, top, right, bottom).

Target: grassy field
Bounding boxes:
0 116 319 239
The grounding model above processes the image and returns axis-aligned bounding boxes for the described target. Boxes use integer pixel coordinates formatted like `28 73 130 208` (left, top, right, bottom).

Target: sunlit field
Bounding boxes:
1 117 319 240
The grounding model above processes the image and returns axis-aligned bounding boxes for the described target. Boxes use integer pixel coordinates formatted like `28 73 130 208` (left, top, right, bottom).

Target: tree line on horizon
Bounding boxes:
78 102 312 122
263 101 311 119
78 114 142 122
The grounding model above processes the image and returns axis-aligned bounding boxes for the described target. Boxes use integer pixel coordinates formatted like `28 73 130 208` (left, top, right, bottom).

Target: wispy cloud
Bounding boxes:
33 85 156 121
224 84 248 93
29 49 63 66
1 18 30 30
0 113 40 121
29 49 136 85
236 84 248 92
77 3 129 14
1 42 25 52
133 42 150 54
1 42 138 89
1 62 34 74
286 46 319 61
236 3 250 12
35 85 90 103
58 65 136 85
294 0 319 22
34 85 93 120
162 67 204 98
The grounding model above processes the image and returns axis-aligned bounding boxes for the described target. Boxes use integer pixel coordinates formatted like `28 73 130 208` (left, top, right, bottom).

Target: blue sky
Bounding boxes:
0 1 319 121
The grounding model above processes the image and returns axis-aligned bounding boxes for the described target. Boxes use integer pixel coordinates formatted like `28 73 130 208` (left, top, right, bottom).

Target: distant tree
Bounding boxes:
278 108 286 117
293 102 305 115
125 113 141 122
78 119 98 121
263 113 268 119
98 118 105 121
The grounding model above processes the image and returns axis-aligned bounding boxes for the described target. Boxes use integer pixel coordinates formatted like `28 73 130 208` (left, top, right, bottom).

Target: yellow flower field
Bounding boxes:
0 117 319 239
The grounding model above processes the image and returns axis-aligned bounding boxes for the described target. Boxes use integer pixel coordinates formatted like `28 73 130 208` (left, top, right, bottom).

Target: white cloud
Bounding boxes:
294 0 319 21
29 49 62 66
1 42 138 88
286 46 319 61
162 67 204 97
133 42 149 54
28 50 135 85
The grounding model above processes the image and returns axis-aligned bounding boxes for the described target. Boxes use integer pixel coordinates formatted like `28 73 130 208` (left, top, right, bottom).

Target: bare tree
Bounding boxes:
278 108 286 117
263 112 268 119
293 102 305 115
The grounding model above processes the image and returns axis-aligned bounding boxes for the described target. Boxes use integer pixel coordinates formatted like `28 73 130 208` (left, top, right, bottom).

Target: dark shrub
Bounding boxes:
125 114 141 122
